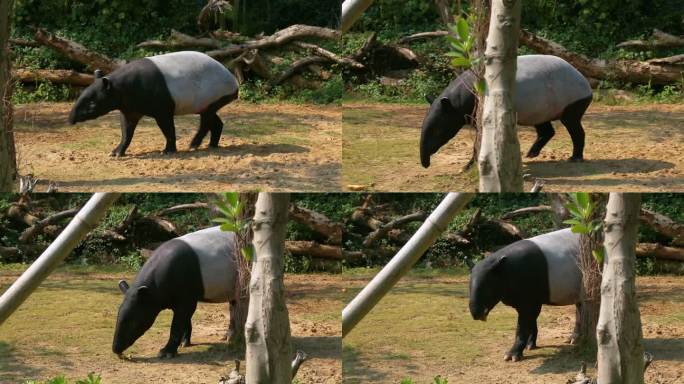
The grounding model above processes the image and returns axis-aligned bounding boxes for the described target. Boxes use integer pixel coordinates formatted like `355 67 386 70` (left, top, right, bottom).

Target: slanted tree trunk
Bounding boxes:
477 0 523 192
245 193 293 384
0 0 16 191
597 193 644 384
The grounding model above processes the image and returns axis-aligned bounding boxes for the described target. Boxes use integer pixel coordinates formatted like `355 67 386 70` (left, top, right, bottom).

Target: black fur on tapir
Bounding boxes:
113 227 237 358
468 228 582 362
420 55 593 168
69 51 239 157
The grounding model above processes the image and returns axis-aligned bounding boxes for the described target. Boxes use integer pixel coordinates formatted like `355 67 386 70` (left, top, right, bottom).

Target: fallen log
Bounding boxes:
363 211 426 248
636 243 684 262
9 37 40 48
501 205 553 220
156 202 210 216
519 29 683 85
7 203 39 226
19 206 81 243
0 245 20 261
33 28 125 72
137 29 223 51
293 41 364 69
288 204 343 244
271 56 329 85
13 68 94 86
285 240 342 260
207 24 341 60
617 29 684 50
398 30 448 44
639 208 684 246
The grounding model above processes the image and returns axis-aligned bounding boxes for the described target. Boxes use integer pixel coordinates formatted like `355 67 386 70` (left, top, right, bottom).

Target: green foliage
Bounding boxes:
12 81 72 104
563 193 604 263
213 192 254 262
399 376 449 384
117 250 144 271
23 373 102 384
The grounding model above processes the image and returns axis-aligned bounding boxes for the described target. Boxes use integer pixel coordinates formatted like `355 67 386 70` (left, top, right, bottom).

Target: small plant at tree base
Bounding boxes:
563 192 604 264
445 14 485 96
213 192 254 262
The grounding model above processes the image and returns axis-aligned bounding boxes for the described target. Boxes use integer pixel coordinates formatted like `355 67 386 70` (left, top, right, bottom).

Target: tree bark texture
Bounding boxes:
0 0 16 191
33 28 125 73
245 193 293 384
477 0 523 192
597 193 644 384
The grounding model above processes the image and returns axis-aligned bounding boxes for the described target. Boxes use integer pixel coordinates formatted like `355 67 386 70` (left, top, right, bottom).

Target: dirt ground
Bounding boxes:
342 102 684 192
14 102 341 192
0 268 343 384
343 271 684 384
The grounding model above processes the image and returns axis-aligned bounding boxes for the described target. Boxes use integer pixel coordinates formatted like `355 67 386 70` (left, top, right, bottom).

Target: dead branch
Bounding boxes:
9 37 40 47
0 245 20 261
649 54 684 66
617 29 684 50
639 208 684 246
292 41 364 69
290 350 308 378
137 29 223 51
156 202 210 216
33 28 124 72
271 56 329 85
501 205 554 220
520 29 683 85
13 68 94 86
7 203 39 226
285 240 342 260
636 243 684 262
288 204 343 244
206 24 341 60
19 206 81 243
363 211 426 248
398 30 448 44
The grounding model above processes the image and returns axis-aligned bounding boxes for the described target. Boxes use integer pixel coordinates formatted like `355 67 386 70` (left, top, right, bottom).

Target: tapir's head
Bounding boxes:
468 255 505 321
68 70 119 125
112 280 159 355
419 96 466 168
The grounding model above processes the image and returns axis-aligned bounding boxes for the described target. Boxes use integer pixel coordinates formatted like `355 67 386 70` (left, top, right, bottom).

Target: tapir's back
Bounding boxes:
146 51 239 115
514 55 592 125
527 228 582 305
178 226 237 303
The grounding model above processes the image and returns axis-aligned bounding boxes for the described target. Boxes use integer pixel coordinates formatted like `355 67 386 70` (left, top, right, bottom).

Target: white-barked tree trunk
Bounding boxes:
477 0 523 192
245 192 293 384
597 193 645 384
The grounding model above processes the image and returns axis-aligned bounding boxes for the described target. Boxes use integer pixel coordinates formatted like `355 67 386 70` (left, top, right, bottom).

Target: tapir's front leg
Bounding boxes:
111 112 142 157
506 304 541 361
154 113 178 154
159 301 197 358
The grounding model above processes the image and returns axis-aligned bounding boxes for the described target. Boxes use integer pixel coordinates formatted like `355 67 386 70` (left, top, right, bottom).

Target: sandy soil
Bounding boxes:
343 273 684 384
0 271 343 384
14 102 341 192
342 102 684 192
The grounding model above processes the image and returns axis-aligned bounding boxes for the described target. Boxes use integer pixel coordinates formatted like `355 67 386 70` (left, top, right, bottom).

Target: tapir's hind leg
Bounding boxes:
526 122 555 158
191 91 238 150
560 96 592 162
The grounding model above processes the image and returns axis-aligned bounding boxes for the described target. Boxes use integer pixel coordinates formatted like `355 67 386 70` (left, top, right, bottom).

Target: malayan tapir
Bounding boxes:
113 226 237 358
69 51 239 157
420 55 592 168
468 228 582 362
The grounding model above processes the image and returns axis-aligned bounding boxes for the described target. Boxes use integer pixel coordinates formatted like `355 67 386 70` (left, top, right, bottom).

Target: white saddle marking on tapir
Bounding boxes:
528 228 582 305
146 51 239 115
513 55 592 126
178 226 237 303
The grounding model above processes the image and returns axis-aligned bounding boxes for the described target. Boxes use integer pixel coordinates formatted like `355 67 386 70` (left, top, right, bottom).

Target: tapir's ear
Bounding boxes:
102 77 112 90
118 280 129 294
425 95 436 104
440 97 453 110
94 69 103 78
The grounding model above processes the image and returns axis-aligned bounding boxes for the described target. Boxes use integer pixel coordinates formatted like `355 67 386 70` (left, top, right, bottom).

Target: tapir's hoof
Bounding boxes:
526 151 540 158
568 156 584 163
504 352 523 362
189 145 200 151
161 149 177 155
181 341 192 348
110 150 126 158
158 349 178 359
527 344 538 351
